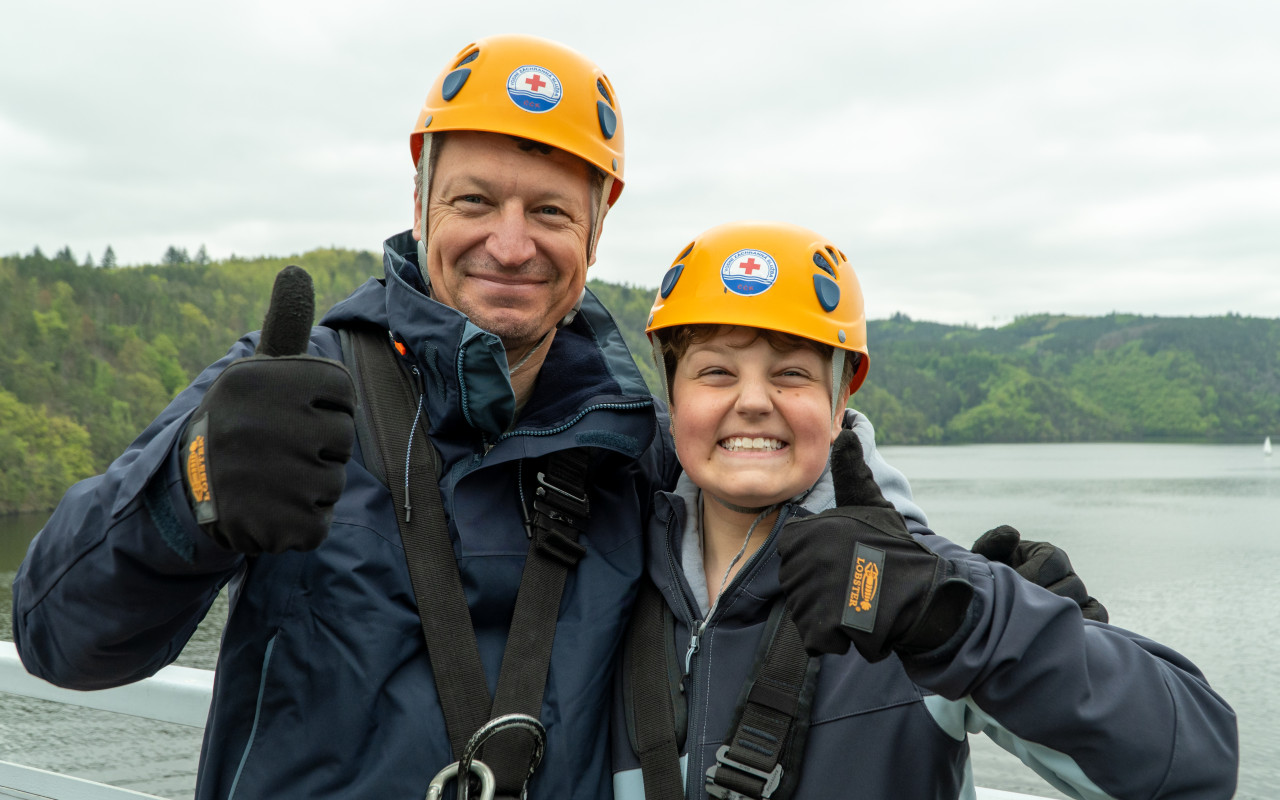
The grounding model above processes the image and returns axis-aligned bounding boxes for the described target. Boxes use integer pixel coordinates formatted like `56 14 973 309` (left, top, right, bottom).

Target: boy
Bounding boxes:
611 220 1237 799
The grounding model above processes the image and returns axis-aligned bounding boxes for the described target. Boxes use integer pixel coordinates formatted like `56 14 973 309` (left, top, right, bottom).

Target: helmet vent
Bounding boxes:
678 242 695 261
813 274 841 312
597 79 614 106
660 264 685 298
453 47 480 68
597 102 618 140
442 69 471 102
837 248 848 262
812 251 836 277
826 246 842 264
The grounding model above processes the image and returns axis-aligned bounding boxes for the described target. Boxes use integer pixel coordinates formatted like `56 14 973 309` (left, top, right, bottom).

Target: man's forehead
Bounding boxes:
434 130 593 179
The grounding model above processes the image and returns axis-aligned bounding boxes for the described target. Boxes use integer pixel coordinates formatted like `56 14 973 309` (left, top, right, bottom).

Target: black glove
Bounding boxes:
181 265 356 555
777 430 974 661
972 525 1109 623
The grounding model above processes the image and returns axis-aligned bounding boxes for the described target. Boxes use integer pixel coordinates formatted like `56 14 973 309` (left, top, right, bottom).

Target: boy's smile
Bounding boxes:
670 327 840 511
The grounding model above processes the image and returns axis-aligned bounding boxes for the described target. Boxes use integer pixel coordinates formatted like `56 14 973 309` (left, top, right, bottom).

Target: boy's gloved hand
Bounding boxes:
181 266 356 555
778 430 974 661
972 525 1109 622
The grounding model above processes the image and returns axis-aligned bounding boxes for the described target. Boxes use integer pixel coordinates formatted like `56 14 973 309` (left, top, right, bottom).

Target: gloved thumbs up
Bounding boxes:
257 264 315 357
181 266 356 555
778 431 974 661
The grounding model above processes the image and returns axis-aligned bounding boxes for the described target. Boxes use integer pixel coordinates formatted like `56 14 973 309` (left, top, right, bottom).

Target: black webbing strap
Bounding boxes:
340 325 592 795
627 580 687 799
341 325 490 761
705 601 819 800
628 579 819 800
484 447 591 792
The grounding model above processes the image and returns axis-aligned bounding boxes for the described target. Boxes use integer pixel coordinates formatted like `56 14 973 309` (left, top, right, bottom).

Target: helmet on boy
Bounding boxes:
646 220 870 408
411 33 625 207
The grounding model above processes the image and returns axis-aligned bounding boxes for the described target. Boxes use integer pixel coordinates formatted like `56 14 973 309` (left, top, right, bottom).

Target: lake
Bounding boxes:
1 442 1276 799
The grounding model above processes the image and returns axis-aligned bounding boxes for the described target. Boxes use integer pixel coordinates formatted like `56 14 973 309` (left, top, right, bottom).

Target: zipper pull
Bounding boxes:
681 618 708 693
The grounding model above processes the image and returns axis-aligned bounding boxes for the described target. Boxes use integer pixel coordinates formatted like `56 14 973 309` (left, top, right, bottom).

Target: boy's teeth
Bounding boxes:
721 437 783 452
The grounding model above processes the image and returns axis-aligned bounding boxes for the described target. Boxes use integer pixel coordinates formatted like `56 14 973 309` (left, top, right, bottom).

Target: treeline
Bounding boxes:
1 246 381 513
2 246 1278 513
854 312 1280 445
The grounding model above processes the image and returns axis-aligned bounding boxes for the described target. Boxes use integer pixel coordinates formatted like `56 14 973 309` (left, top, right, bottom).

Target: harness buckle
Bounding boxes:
705 744 783 800
536 470 589 515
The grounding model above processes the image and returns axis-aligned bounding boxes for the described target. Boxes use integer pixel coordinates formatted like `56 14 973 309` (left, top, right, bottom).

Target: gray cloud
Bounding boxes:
3 0 1277 325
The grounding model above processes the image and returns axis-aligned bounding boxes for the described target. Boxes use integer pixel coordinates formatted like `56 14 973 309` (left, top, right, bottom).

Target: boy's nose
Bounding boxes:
734 376 774 415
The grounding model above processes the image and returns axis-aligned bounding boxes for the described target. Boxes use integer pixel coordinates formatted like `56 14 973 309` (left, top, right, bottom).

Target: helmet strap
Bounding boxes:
650 335 672 409
830 349 847 422
415 133 436 284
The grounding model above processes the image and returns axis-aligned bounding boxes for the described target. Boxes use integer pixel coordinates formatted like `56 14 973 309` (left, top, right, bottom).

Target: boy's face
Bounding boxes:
670 326 841 511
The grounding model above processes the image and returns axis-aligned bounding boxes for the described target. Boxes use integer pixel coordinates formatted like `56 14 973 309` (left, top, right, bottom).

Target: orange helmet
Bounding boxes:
411 34 624 207
647 221 870 405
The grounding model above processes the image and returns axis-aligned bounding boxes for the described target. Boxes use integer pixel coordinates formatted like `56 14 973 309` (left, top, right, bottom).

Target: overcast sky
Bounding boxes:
3 0 1277 326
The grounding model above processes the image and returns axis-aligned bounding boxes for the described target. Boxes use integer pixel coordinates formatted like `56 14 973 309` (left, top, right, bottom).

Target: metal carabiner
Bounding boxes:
425 758 496 800
457 713 547 800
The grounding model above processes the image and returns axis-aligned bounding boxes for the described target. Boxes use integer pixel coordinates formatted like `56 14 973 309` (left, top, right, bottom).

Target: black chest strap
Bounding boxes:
339 324 591 796
627 579 820 800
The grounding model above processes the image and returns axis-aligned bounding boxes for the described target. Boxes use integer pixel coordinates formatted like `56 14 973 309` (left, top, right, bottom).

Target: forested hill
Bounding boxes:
3 246 1278 513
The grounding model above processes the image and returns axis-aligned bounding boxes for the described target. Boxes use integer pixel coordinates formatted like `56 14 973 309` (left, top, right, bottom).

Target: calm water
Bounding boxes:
2 443 1276 799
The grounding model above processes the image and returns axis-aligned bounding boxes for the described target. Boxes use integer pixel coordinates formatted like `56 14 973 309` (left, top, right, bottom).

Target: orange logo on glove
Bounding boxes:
848 557 880 612
187 435 210 503
842 543 886 633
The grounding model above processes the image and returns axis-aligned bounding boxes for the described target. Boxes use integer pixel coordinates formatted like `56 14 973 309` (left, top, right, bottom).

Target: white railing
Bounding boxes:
0 640 1050 800
0 640 211 800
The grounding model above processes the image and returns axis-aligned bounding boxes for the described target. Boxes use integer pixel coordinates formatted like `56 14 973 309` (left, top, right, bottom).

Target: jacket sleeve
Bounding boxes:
905 534 1238 799
10 337 260 690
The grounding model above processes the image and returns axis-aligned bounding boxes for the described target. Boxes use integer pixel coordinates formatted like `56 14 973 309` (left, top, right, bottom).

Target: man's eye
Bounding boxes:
457 194 486 205
536 206 563 216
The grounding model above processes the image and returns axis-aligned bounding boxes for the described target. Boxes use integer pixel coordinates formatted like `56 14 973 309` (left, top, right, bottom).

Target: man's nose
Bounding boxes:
486 203 537 266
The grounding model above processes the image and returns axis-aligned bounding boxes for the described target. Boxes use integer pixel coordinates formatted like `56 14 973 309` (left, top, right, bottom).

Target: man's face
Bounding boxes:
416 131 596 351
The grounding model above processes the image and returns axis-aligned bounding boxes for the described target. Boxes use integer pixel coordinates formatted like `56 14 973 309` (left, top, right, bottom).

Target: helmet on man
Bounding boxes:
412 34 625 206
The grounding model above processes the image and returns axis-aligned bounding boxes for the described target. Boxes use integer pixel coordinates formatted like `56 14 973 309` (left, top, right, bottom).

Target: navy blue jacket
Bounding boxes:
13 231 679 798
612 417 1238 799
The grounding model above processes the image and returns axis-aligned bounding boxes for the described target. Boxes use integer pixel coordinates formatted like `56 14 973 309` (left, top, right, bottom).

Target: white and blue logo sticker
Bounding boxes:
506 65 562 113
721 248 779 296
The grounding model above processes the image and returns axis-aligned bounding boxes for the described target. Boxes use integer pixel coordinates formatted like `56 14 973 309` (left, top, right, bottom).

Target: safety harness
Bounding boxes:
339 323 592 799
626 580 820 800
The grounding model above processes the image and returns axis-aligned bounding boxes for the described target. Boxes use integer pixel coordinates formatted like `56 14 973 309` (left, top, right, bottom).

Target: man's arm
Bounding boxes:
13 267 356 689
12 342 250 689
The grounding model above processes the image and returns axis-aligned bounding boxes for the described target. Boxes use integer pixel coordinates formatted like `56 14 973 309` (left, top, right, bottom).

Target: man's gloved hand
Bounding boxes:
181 265 356 555
972 525 1109 622
777 430 974 661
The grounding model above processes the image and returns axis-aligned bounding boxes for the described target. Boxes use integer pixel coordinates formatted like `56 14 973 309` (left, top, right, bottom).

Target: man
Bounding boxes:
11 34 1102 800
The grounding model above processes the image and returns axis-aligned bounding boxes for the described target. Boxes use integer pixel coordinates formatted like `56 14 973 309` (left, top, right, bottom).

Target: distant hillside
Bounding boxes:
2 246 1277 513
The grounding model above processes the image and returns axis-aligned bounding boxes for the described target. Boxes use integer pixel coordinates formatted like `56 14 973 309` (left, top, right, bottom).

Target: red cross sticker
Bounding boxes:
525 73 547 92
740 257 762 275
